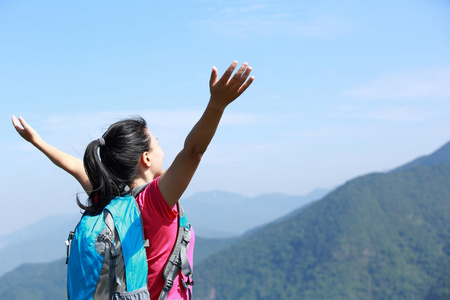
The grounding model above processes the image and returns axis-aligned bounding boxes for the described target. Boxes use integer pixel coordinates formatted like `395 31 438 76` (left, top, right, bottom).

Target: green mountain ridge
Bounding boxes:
2 141 450 299
183 188 329 238
195 164 450 299
392 141 450 172
0 236 239 300
0 190 327 277
0 214 79 277
0 259 66 300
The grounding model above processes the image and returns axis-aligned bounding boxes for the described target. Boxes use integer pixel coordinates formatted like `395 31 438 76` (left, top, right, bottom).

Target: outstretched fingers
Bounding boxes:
231 63 253 95
12 115 23 132
229 63 248 84
209 66 219 87
218 61 239 84
215 61 254 88
18 116 28 129
209 60 254 106
12 115 27 141
237 65 252 84
12 115 39 143
237 74 254 96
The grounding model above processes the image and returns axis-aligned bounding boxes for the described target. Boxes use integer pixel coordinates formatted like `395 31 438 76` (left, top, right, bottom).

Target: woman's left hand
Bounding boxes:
209 61 254 109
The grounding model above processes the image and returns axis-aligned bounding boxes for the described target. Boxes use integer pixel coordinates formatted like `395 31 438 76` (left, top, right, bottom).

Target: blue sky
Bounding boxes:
1 0 450 236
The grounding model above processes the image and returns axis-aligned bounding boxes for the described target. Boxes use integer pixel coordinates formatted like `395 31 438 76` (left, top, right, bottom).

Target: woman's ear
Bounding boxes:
140 151 152 168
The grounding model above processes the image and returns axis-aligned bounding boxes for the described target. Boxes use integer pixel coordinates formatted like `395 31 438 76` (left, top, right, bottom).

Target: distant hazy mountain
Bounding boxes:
194 149 450 299
0 214 79 277
0 189 327 277
0 236 240 300
3 141 450 299
182 188 329 238
195 236 239 264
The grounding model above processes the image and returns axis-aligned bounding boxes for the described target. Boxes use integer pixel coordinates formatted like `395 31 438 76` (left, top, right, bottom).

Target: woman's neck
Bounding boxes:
131 176 151 188
131 171 159 188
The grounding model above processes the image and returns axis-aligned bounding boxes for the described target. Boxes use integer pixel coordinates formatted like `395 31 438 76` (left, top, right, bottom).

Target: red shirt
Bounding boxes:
135 177 195 300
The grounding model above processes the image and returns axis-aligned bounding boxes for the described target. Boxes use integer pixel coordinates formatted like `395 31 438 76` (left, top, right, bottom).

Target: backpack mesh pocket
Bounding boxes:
112 286 150 300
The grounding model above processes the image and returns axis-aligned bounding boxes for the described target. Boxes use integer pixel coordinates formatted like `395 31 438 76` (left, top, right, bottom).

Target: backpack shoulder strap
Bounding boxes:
131 182 150 198
131 182 194 300
103 209 126 297
107 195 149 292
130 183 151 248
158 202 194 300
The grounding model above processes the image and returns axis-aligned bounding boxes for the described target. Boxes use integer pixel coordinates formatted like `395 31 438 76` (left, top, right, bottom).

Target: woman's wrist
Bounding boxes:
31 136 46 150
207 97 227 112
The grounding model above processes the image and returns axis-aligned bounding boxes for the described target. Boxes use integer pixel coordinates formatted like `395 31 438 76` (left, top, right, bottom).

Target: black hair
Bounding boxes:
77 116 150 214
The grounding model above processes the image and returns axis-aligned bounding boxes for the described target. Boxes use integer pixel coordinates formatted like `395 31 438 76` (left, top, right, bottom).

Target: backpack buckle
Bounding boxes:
65 231 75 264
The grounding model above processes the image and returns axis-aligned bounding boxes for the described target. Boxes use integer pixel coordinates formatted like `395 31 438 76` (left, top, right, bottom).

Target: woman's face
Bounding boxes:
147 130 164 176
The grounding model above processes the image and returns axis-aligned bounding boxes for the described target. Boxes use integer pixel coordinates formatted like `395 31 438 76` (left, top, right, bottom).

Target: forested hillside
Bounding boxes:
0 190 327 277
2 143 450 299
393 141 450 172
195 164 450 299
0 236 238 299
0 259 66 300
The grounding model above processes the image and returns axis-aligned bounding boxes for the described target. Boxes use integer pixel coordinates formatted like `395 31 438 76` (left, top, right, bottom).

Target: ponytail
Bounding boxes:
78 116 150 214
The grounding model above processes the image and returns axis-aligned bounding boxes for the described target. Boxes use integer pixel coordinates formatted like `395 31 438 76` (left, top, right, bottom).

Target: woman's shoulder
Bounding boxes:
135 177 177 220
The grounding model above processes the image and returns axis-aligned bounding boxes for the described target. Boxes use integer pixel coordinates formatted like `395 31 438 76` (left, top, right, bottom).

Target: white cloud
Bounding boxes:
343 67 450 100
7 109 274 159
38 109 267 131
330 103 433 122
192 1 352 39
223 4 267 14
365 107 432 122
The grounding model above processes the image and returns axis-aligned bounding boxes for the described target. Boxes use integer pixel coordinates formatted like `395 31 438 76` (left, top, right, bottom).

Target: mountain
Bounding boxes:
0 259 66 300
0 236 240 300
182 189 329 238
3 141 450 299
392 141 450 172
0 189 327 277
0 214 79 277
194 164 450 299
194 236 239 264
0 216 240 279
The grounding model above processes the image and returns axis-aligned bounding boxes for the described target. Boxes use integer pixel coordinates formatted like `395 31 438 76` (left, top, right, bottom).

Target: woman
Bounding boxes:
12 61 254 299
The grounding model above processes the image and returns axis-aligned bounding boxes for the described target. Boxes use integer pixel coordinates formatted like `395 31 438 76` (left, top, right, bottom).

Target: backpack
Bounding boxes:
66 194 150 300
66 185 194 300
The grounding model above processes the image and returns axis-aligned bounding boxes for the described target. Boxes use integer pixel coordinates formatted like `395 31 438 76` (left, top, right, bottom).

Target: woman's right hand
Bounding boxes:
12 115 42 145
12 115 92 193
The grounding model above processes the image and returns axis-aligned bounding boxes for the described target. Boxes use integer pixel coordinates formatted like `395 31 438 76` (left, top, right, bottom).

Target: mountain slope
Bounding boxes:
183 189 329 237
392 141 450 172
0 214 79 277
3 141 450 299
0 189 326 277
195 164 450 299
0 236 239 300
0 259 66 300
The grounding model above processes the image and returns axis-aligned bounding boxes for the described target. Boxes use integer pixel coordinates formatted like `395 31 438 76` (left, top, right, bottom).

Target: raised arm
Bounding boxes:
158 61 254 207
12 115 92 194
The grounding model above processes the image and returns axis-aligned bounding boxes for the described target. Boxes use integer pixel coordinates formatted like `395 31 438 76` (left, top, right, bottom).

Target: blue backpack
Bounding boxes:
66 185 194 300
66 194 150 300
